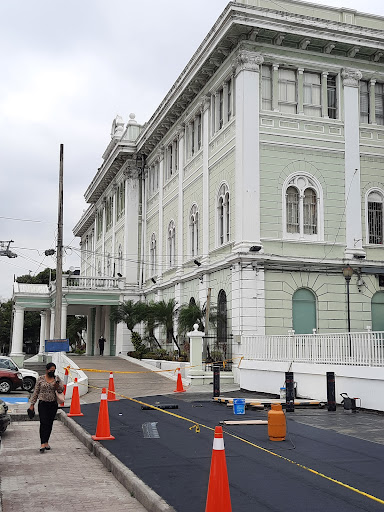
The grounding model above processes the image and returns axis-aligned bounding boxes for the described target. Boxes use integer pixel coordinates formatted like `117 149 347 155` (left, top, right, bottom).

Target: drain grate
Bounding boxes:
142 422 160 438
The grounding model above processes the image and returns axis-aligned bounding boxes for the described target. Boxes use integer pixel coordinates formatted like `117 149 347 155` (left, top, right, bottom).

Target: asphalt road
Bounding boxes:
65 395 384 512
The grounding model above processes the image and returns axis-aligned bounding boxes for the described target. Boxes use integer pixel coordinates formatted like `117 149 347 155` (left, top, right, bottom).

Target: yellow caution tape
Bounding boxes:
66 366 384 506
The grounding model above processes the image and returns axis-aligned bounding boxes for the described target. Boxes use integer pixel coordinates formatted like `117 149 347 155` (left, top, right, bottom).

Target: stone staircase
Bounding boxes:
23 357 47 376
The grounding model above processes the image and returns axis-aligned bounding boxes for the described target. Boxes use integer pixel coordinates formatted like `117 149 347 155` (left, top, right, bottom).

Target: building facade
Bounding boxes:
11 0 384 359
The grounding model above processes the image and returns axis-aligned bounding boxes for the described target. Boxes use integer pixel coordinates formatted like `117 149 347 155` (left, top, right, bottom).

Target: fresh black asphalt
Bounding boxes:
65 396 384 512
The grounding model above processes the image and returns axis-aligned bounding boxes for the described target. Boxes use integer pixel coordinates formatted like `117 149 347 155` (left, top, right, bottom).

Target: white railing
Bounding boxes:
64 275 124 290
242 331 384 367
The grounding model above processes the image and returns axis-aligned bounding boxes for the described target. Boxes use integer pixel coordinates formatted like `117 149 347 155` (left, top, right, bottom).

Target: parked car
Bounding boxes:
0 398 11 434
0 356 39 392
0 368 23 393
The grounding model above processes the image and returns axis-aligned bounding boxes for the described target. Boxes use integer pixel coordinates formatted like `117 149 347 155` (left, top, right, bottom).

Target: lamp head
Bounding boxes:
342 265 353 280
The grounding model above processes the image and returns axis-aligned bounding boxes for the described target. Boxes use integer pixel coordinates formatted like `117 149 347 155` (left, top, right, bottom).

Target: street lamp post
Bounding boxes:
342 265 353 355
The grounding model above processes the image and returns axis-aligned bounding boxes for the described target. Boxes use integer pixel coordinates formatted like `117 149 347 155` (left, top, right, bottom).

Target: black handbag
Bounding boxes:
27 408 35 419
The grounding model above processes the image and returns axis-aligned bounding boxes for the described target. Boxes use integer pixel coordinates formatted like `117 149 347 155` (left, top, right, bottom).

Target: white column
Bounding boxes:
369 79 376 125
188 324 205 385
10 306 24 356
202 96 210 261
321 71 329 118
95 306 101 355
61 301 67 339
49 308 55 339
85 313 92 356
104 305 110 356
342 68 365 258
112 188 116 276
297 68 304 115
272 64 279 112
177 127 185 272
157 149 164 281
234 50 264 252
39 311 47 354
125 173 140 284
222 82 228 126
101 202 106 274
45 309 51 341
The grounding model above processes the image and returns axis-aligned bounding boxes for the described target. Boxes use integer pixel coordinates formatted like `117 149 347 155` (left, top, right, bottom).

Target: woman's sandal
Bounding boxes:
39 447 45 453
45 445 51 450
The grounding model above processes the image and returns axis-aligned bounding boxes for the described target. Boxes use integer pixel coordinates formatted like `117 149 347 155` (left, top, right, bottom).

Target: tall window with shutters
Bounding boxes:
375 82 384 126
150 233 157 275
167 221 176 268
360 81 370 123
278 68 297 114
261 65 272 110
189 205 199 257
367 191 383 245
217 184 230 246
303 72 321 117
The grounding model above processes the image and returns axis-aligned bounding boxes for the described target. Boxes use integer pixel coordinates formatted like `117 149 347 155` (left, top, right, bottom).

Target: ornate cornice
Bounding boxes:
341 68 362 87
232 50 264 75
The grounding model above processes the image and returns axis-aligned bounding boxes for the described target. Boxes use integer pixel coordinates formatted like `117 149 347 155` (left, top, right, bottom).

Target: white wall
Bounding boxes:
239 359 384 411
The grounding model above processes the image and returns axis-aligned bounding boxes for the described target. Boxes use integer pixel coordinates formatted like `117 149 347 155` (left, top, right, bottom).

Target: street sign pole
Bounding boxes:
54 144 64 339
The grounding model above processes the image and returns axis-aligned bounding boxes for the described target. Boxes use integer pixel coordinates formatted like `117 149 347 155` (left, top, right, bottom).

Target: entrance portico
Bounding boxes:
10 276 135 364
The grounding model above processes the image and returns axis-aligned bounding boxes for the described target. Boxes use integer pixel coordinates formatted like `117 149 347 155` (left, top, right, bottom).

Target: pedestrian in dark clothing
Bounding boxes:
98 335 106 356
28 362 64 453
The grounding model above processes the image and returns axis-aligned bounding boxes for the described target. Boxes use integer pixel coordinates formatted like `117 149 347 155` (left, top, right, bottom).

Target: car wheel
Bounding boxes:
22 377 35 392
0 379 12 394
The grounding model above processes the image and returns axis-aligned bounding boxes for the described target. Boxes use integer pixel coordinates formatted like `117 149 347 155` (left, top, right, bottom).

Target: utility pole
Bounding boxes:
54 144 64 339
0 241 17 258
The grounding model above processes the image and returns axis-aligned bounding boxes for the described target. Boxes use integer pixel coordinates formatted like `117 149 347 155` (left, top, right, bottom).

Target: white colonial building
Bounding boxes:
11 0 384 367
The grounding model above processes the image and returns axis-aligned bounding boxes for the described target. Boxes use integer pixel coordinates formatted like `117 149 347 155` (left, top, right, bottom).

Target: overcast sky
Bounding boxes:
1 0 383 300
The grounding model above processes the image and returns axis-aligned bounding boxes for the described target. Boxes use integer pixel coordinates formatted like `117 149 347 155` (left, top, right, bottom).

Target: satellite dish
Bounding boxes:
69 266 75 272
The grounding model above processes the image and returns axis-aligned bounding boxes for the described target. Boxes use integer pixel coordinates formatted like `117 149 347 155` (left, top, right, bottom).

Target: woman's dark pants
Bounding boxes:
38 400 58 444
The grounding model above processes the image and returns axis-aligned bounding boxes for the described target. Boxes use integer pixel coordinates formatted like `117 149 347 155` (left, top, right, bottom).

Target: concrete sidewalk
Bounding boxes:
0 420 147 512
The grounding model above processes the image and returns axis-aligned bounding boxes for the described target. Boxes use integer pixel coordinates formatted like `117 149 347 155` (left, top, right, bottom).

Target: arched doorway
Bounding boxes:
292 288 317 334
372 292 384 331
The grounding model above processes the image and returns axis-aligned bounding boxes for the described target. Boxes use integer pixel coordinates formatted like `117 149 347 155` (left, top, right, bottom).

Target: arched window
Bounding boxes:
167 221 176 268
217 184 230 246
150 233 157 275
97 260 102 276
292 289 317 334
189 297 196 306
189 204 199 257
283 174 322 240
367 191 383 244
217 289 228 342
372 292 384 331
106 253 111 276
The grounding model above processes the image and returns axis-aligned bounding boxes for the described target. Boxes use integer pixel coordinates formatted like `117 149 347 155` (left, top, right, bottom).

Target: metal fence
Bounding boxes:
203 335 234 371
242 331 384 366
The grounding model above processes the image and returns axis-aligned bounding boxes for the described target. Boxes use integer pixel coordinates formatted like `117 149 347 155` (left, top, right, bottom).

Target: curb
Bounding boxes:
57 410 176 512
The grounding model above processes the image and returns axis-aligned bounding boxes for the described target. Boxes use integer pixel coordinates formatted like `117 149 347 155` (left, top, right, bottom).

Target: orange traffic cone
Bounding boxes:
67 378 84 417
205 426 232 512
174 368 186 393
91 388 115 441
107 372 119 401
59 366 69 408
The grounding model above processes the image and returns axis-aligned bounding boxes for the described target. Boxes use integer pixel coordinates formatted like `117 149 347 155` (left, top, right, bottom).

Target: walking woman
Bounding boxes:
28 362 64 453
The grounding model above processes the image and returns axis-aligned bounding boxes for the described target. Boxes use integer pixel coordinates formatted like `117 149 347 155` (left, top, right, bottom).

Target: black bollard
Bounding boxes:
326 372 336 411
213 364 220 397
285 372 295 412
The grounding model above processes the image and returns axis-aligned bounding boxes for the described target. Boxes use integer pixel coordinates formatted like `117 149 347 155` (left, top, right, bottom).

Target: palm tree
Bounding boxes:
141 301 162 350
177 301 205 334
152 298 181 352
110 300 143 333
